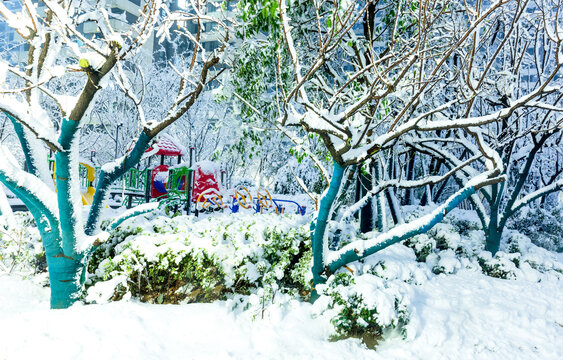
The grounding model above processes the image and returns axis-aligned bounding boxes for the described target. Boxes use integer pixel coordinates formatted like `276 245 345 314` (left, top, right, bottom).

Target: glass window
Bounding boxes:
126 12 138 24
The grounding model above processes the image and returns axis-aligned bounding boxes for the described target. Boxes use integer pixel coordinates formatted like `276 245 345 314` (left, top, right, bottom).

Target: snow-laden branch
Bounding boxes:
0 146 58 221
507 179 563 217
0 99 61 152
148 44 226 138
85 132 152 234
42 0 108 57
279 0 307 103
343 85 559 166
417 86 559 131
327 171 504 274
120 0 164 59
113 62 146 128
107 202 160 231
415 140 492 228
4 66 64 111
338 154 481 225
342 100 457 164
0 2 33 39
525 101 563 113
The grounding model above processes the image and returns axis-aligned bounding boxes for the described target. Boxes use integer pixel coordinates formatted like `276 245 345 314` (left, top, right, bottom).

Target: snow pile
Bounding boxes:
1 250 562 359
1 206 562 358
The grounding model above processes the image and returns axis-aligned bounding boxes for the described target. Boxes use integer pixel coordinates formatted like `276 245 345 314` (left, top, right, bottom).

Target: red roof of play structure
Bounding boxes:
145 134 186 156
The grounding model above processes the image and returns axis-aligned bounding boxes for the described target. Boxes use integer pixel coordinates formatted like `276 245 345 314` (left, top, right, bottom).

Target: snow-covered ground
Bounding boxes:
1 267 561 360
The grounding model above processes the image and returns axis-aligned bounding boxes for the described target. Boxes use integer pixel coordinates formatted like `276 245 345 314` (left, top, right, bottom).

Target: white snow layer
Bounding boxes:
1 267 561 359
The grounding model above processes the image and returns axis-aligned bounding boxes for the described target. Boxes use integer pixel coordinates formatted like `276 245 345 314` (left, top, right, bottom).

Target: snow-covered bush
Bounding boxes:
0 212 44 275
87 213 312 304
310 245 427 348
403 208 563 280
508 206 563 252
476 251 519 280
427 249 463 275
403 234 435 262
316 272 410 349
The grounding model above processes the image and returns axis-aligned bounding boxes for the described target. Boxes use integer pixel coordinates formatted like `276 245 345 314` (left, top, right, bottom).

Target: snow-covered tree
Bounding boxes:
407 0 563 254
0 0 229 308
234 0 560 294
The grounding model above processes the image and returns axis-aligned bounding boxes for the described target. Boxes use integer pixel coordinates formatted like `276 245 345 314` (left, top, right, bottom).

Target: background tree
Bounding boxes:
408 0 563 254
234 0 559 295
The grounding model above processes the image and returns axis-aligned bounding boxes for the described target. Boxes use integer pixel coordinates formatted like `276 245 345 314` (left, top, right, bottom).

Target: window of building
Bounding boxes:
203 40 220 52
111 7 125 15
126 12 138 24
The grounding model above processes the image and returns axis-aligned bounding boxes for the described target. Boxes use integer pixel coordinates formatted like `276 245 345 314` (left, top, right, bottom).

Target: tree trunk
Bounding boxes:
485 186 502 255
359 166 373 233
311 161 346 290
46 252 86 309
374 161 387 231
403 151 415 205
485 225 502 255
386 188 403 225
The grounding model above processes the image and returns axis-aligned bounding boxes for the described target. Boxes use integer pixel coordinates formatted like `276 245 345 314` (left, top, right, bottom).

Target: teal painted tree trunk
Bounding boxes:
0 172 70 308
85 132 152 234
1 111 154 308
311 161 346 287
46 118 86 307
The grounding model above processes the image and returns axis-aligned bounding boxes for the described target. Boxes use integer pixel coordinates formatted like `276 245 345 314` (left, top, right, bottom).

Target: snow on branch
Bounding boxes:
0 146 58 221
327 171 504 274
508 179 563 216
107 203 159 231
338 154 481 225
0 100 61 152
0 2 33 39
417 87 560 132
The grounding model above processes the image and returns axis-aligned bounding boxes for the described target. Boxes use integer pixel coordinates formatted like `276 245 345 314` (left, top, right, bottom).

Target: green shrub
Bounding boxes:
320 273 410 349
403 234 435 262
87 214 313 304
477 251 518 279
0 213 44 274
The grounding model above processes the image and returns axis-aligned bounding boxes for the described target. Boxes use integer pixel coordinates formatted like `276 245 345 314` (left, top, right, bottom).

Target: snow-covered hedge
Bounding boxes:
508 205 563 253
403 209 563 281
311 243 430 348
317 272 410 349
86 213 312 304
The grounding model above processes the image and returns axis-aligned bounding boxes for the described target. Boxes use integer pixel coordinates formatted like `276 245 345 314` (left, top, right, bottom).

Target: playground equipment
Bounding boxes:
79 161 96 205
195 186 307 216
48 133 307 216
51 159 98 206
108 134 187 208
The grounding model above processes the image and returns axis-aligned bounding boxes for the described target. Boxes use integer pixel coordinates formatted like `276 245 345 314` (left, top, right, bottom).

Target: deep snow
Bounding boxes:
1 265 561 360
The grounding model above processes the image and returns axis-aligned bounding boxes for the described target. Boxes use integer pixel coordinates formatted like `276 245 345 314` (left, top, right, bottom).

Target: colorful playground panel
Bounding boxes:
66 134 307 215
